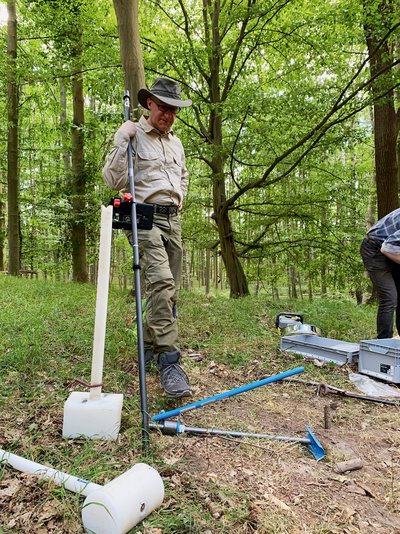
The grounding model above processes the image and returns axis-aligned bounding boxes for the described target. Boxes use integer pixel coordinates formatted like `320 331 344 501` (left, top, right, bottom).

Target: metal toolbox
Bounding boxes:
358 338 400 383
280 335 359 365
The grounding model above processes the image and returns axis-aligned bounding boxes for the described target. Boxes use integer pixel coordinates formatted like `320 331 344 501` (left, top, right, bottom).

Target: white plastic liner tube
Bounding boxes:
0 450 165 533
0 448 100 496
82 463 165 533
90 204 113 401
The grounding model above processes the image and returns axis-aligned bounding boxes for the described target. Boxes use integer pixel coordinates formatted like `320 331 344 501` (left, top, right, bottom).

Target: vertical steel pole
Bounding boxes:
123 90 149 452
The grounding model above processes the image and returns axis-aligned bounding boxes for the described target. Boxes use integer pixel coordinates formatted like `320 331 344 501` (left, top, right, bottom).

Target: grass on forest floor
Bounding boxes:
0 274 387 534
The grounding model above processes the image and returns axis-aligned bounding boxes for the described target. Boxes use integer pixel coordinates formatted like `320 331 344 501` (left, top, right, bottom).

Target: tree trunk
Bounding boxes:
364 0 399 218
206 0 249 297
0 186 4 272
55 80 70 281
7 1 20 276
205 248 211 294
71 32 88 283
269 256 278 300
213 250 218 289
298 272 303 300
214 203 249 297
181 241 191 291
308 273 313 302
113 0 145 119
290 265 298 299
321 264 327 296
370 91 399 218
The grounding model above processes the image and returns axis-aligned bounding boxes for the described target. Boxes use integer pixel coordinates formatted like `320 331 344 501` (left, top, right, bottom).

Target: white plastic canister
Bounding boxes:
81 463 164 534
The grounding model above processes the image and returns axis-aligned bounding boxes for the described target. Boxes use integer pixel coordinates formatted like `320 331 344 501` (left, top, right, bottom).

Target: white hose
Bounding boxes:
0 448 100 496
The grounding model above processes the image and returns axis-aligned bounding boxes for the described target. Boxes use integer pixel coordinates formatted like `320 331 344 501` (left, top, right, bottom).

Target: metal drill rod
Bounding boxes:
150 420 325 461
123 90 149 451
151 421 309 443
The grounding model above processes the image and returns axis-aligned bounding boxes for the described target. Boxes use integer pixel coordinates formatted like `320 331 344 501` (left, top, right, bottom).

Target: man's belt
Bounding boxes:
154 204 178 215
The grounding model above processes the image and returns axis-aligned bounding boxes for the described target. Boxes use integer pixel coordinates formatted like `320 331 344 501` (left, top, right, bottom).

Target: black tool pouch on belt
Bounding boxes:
110 197 154 230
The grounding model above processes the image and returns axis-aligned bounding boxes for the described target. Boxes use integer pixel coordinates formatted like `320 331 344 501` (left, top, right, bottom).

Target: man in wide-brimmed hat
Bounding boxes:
103 77 192 398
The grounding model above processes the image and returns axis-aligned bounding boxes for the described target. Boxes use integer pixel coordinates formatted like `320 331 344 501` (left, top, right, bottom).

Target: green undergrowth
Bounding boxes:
0 275 378 533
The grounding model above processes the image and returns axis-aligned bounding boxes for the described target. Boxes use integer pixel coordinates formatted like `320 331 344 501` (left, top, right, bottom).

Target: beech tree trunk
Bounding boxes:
364 0 399 218
7 1 20 276
369 81 399 218
206 0 249 297
213 199 249 297
113 0 145 119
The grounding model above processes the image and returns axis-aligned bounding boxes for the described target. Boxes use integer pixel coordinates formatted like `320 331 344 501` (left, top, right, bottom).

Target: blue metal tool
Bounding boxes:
305 425 325 461
152 366 305 422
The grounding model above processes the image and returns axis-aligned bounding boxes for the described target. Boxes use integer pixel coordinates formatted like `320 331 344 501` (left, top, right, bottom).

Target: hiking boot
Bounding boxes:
144 348 154 372
157 351 192 398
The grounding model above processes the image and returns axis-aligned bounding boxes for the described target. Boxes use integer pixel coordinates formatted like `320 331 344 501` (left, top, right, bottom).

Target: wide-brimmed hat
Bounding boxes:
138 77 192 110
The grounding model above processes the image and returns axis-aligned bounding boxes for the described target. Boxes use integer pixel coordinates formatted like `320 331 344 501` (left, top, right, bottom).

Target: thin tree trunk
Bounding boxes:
53 81 70 281
290 265 298 299
270 256 279 300
304 248 313 301
298 272 303 300
321 265 327 297
182 241 191 291
205 248 211 294
7 1 20 276
0 175 5 271
71 32 88 283
122 246 127 290
200 251 204 286
60 81 71 178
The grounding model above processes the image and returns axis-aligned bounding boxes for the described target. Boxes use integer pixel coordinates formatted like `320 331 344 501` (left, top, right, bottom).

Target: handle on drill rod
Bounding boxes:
123 90 149 451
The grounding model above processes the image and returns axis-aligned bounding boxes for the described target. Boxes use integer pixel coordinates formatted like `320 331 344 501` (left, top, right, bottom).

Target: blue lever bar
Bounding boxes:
152 366 304 422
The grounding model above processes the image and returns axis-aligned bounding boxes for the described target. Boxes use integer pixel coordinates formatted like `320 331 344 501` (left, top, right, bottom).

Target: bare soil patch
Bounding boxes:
1 352 400 533
151 357 400 534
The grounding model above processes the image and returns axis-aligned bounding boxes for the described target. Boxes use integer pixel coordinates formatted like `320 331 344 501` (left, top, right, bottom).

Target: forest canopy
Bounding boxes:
1 0 399 298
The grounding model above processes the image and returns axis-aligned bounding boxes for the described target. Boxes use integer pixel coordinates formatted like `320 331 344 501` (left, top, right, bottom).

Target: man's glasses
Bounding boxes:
152 100 180 115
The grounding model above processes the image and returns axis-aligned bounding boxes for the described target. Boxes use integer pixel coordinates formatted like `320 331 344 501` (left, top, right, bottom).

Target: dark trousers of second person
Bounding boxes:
360 237 400 338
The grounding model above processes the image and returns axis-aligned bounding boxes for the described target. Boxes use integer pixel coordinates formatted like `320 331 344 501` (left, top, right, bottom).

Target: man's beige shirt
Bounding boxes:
102 115 188 207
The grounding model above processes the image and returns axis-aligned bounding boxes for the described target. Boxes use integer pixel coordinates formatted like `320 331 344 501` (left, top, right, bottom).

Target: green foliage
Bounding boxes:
1 0 398 295
139 0 392 296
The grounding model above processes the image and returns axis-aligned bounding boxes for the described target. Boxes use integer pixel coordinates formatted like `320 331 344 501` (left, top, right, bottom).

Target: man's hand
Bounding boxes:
117 120 136 139
381 248 400 265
